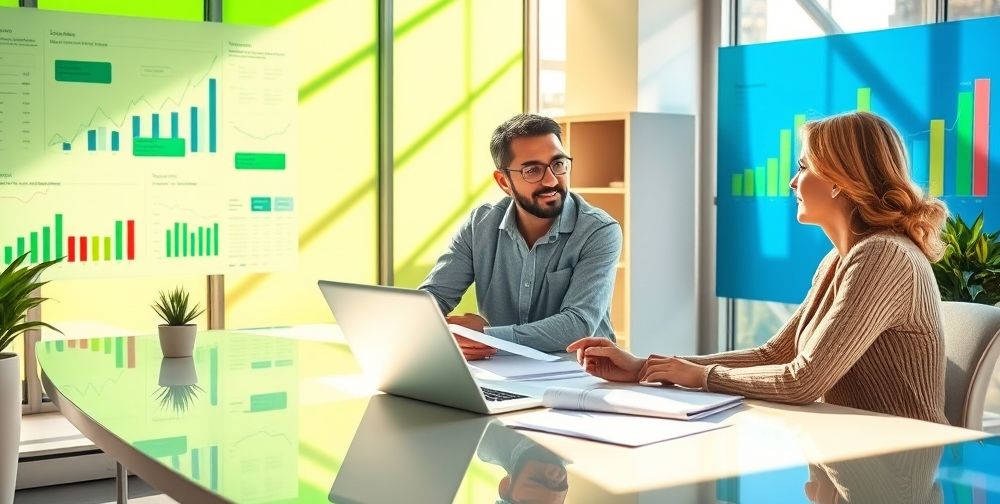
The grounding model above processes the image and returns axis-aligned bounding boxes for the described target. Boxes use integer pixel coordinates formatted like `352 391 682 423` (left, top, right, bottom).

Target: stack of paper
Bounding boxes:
506 409 729 447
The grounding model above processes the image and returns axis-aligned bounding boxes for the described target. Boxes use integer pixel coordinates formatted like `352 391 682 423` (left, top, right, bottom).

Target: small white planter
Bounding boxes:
158 325 197 358
1 353 20 504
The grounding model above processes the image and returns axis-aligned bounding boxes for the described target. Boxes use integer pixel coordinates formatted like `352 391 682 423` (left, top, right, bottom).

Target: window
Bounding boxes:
537 0 566 117
949 0 1000 19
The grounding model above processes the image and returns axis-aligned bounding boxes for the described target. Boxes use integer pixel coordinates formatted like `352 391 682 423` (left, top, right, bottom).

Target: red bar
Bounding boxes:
127 336 135 368
68 237 76 262
974 78 990 196
127 220 135 260
80 338 88 349
79 236 88 262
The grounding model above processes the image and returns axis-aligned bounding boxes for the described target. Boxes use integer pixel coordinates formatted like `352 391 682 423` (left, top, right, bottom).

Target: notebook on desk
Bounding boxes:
541 383 743 420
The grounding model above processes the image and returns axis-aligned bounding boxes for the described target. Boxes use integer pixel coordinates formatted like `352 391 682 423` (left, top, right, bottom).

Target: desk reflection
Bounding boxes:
478 422 569 504
328 395 570 504
805 446 943 504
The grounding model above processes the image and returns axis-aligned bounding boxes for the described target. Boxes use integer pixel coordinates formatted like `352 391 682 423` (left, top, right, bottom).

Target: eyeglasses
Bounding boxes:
504 157 572 183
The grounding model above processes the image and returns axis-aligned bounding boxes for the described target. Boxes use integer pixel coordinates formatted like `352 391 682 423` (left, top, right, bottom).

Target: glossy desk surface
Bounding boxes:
36 329 999 503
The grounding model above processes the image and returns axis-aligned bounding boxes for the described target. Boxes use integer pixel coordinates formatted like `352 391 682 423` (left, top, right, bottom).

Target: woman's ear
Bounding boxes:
830 185 841 198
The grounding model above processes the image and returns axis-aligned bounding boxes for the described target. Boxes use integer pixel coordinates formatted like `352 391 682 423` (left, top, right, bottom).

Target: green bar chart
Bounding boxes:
165 222 219 259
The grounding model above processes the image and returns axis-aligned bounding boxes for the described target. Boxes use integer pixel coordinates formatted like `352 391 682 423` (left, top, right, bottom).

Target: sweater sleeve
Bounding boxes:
680 305 800 368
703 238 913 404
680 250 838 368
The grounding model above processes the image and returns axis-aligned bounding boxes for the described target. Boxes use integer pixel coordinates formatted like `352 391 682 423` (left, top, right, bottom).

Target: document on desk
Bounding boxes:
468 355 591 381
542 383 743 420
447 324 559 361
506 409 729 447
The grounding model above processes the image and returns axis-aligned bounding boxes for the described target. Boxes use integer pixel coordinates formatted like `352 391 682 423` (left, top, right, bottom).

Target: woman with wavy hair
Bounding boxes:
569 111 950 424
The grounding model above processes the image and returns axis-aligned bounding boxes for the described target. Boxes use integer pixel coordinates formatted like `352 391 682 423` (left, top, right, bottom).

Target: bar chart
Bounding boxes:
1 214 136 265
717 16 1000 303
165 222 220 259
57 76 218 158
45 336 137 369
730 82 992 200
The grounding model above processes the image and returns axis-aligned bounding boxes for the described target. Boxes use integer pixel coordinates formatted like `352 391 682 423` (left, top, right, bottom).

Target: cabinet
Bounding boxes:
555 112 695 356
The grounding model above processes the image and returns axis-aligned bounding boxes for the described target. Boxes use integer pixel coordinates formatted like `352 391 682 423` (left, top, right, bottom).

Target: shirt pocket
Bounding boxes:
541 268 574 310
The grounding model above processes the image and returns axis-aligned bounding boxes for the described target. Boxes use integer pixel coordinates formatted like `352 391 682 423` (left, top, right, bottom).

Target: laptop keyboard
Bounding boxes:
481 387 529 402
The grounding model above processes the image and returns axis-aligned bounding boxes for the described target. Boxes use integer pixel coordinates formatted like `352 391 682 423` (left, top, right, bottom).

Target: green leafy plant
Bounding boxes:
154 384 203 414
0 253 62 353
152 287 205 327
932 213 1000 306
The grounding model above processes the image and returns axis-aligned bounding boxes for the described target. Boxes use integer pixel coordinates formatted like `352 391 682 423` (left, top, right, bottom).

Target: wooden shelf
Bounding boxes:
557 112 695 356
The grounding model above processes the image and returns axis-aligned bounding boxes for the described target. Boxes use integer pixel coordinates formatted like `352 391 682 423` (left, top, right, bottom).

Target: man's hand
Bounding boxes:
446 313 496 361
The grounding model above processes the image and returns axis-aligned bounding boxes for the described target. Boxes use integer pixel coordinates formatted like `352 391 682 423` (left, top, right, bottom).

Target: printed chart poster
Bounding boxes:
0 8 297 279
717 16 999 303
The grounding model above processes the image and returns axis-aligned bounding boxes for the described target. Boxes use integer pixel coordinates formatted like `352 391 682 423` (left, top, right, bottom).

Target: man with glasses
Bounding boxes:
419 113 622 359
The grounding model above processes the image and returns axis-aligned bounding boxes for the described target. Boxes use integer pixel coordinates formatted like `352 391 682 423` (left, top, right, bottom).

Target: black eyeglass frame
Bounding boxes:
502 157 573 183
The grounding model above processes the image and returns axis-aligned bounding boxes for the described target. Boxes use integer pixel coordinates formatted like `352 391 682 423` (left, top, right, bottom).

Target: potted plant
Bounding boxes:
0 253 61 503
932 213 1000 306
152 287 204 358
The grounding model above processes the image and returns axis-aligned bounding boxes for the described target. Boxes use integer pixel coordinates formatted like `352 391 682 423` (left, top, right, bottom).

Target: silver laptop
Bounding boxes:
318 280 544 414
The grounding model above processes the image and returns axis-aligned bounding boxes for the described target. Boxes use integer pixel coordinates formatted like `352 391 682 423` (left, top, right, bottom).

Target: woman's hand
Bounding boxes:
566 337 644 383
639 356 707 389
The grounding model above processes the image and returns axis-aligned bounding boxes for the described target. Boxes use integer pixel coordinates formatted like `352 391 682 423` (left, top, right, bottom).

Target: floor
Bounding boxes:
14 476 176 504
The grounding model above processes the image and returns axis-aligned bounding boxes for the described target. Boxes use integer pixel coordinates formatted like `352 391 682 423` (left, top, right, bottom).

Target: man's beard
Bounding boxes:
511 184 567 219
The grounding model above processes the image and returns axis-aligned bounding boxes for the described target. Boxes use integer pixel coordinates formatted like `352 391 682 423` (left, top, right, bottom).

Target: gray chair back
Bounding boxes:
941 301 1000 429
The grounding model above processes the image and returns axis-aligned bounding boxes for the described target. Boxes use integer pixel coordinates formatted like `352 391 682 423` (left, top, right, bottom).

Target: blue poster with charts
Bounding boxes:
717 16 1000 303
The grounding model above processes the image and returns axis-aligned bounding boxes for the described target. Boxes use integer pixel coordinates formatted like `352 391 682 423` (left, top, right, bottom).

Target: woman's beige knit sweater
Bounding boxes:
685 233 948 424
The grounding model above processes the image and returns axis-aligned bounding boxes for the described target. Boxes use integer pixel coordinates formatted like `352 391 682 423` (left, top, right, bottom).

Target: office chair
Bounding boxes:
941 301 1000 430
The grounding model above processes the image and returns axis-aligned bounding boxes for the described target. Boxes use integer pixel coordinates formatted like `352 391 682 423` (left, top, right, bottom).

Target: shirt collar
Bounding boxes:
497 193 577 242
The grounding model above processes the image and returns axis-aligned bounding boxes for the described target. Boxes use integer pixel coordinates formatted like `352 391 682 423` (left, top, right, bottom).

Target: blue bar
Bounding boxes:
62 142 70 151
132 115 140 138
911 138 929 190
110 131 120 152
170 111 179 139
152 113 160 139
190 107 198 153
209 78 217 153
87 130 97 151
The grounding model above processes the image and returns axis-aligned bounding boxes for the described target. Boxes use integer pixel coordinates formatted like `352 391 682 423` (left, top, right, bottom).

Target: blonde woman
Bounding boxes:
569 111 950 424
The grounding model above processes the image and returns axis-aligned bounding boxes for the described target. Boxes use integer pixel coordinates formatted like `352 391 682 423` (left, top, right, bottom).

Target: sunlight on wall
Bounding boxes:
392 0 523 316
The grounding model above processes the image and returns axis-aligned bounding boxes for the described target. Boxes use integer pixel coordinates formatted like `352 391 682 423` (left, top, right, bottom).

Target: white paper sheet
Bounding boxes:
468 355 590 381
447 324 560 361
506 409 729 447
